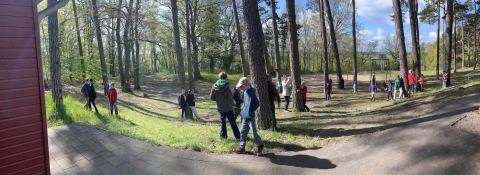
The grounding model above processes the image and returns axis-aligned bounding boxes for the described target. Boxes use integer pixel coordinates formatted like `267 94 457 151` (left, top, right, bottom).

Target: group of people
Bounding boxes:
178 89 203 121
81 78 118 116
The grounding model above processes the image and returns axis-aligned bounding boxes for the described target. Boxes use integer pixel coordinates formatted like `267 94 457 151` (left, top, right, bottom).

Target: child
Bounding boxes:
187 89 203 121
442 71 448 88
178 89 188 119
386 80 393 101
232 87 243 121
325 79 332 101
233 77 265 155
353 79 357 93
107 83 118 116
296 81 310 112
369 81 376 101
103 82 109 96
88 79 99 113
81 78 91 110
126 80 132 93
419 74 425 92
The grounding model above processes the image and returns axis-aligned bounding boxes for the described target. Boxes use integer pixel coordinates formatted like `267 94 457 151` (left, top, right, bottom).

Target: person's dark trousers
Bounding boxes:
219 110 240 139
302 99 310 111
233 108 241 121
110 102 118 116
270 101 277 128
387 91 393 100
104 90 108 96
409 84 415 92
284 96 290 111
89 99 99 113
181 107 186 119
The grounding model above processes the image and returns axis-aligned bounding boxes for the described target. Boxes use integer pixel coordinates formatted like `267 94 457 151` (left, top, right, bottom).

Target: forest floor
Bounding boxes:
45 69 480 153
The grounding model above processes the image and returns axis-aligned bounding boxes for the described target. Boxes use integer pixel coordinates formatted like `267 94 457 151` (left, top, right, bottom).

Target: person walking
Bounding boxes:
369 81 376 101
107 83 118 116
393 75 403 100
233 77 265 155
187 89 203 121
267 75 281 128
88 78 99 113
297 81 310 112
282 75 292 112
386 80 394 101
178 89 188 119
209 72 240 140
81 78 91 110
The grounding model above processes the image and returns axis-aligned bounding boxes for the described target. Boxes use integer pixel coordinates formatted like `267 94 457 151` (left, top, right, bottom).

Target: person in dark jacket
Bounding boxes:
233 77 265 155
107 83 118 116
267 74 281 128
88 78 99 113
209 72 240 140
178 89 188 119
296 81 310 112
232 87 243 121
81 78 91 110
187 89 203 121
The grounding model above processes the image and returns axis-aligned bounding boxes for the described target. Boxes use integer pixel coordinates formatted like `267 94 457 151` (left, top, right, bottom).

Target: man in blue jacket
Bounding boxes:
233 77 265 155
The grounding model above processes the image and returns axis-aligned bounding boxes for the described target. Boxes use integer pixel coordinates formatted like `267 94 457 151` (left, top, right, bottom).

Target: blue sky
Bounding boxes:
274 0 469 44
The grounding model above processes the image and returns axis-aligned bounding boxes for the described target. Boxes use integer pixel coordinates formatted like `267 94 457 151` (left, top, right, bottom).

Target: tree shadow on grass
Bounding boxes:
117 98 177 121
263 153 336 169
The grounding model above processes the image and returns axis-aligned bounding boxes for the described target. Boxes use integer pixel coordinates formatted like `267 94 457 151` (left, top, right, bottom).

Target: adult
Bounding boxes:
88 78 99 113
209 72 240 140
81 78 91 109
267 74 281 128
407 69 416 94
178 89 188 119
281 75 292 112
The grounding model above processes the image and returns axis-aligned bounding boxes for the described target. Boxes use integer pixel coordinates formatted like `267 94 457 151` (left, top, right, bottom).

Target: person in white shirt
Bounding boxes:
281 75 292 112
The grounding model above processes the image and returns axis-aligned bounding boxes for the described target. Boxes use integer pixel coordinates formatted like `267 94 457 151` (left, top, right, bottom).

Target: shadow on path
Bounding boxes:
263 154 336 169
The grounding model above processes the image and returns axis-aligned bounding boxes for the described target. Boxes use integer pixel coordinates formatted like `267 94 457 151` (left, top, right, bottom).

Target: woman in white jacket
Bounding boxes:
281 75 292 112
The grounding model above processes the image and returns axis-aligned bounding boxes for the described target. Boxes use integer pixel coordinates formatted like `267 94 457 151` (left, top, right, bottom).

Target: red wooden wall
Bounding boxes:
0 0 50 174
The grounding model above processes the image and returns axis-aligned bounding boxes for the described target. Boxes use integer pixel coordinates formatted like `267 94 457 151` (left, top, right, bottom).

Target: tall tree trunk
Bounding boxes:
48 0 63 108
319 0 329 92
474 0 477 70
242 0 274 130
324 0 342 88
408 0 420 91
462 22 465 69
436 0 440 80
231 0 248 77
92 0 108 84
186 0 195 90
392 0 409 91
286 0 304 112
190 1 202 80
116 0 125 89
72 0 85 80
444 0 454 86
262 32 271 74
123 0 134 92
453 6 457 73
134 0 141 89
352 0 357 83
270 0 281 81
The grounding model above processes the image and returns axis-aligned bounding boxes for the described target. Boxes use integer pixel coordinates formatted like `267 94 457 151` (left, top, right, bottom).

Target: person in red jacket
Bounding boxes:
407 69 416 94
296 81 310 112
107 83 118 116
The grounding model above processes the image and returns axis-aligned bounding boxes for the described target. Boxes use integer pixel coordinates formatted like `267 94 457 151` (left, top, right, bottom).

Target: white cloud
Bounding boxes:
361 28 386 40
429 32 437 39
377 28 385 36
359 30 374 36
357 0 393 23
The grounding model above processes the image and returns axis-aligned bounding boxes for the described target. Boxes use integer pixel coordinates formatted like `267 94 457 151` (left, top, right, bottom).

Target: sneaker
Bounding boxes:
233 147 246 154
257 143 265 156
284 110 289 112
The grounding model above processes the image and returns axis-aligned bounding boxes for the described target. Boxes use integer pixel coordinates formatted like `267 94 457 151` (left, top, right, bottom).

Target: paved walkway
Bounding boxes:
48 93 480 175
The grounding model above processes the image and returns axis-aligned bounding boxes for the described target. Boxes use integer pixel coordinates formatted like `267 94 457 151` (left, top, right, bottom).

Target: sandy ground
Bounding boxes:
453 110 480 140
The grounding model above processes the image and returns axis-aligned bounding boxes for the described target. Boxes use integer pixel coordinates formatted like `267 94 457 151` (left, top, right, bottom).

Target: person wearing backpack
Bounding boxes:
281 75 292 112
88 78 99 113
233 77 265 155
209 72 240 140
81 78 91 110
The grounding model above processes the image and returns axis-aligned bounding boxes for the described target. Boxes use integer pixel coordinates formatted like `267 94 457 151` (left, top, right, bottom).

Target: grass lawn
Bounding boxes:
46 70 480 154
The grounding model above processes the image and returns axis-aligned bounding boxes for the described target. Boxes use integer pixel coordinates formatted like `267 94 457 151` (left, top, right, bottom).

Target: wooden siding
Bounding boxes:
0 0 49 174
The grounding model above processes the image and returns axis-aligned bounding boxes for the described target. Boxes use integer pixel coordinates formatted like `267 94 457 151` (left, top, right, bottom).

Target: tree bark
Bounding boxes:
270 0 281 81
122 0 134 92
186 0 195 90
408 0 420 91
444 0 454 86
286 0 304 112
262 31 271 74
324 0 342 88
436 0 440 80
72 0 85 80
231 0 248 77
352 0 357 83
319 0 329 92
92 0 108 84
462 22 465 69
242 0 274 130
190 0 202 80
116 0 125 89
134 0 141 89
392 0 410 92
48 0 63 108
453 4 457 73
474 0 477 70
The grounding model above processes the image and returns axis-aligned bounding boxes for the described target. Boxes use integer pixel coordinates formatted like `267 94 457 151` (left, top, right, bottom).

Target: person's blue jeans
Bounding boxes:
181 107 186 119
220 110 240 139
239 116 262 148
284 96 290 111
409 84 415 92
270 101 277 128
443 81 447 88
109 102 118 116
326 94 331 100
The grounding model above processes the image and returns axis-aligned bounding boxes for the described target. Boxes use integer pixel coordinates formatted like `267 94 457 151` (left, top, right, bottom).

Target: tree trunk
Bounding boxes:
262 31 271 74
319 0 329 92
324 0 342 88
109 9 115 77
92 0 108 84
186 0 195 90
462 22 465 69
190 1 202 80
444 0 454 86
122 0 134 92
231 0 248 77
286 0 304 112
392 0 409 92
134 0 141 90
270 0 281 81
436 0 440 80
453 6 457 73
242 0 274 130
48 0 63 108
474 0 477 70
72 0 85 81
116 0 125 89
352 0 357 83
408 0 420 91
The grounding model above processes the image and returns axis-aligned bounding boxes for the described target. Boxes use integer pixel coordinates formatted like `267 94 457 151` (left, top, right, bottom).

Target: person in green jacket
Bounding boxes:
393 75 404 100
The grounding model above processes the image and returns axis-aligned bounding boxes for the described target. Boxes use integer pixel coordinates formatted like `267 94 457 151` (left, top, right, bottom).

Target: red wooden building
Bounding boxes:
0 0 51 174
